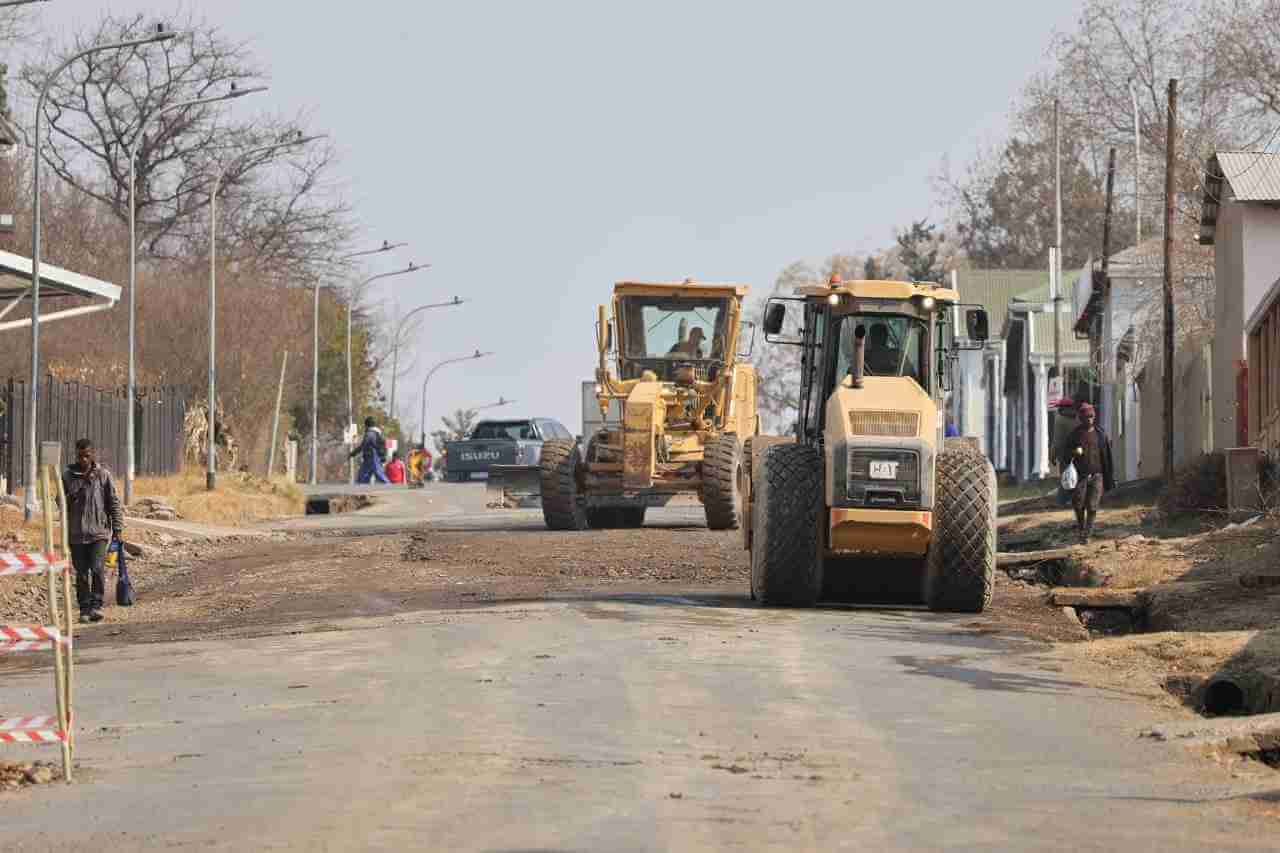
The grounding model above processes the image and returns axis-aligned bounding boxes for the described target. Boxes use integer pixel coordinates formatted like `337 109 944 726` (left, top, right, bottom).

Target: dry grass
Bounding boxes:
131 471 304 527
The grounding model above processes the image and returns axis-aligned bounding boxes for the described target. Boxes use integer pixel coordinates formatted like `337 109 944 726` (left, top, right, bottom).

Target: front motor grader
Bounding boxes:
743 275 997 612
539 280 758 530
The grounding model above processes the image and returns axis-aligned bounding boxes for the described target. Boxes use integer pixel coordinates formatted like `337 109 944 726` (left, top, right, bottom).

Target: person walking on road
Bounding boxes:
350 416 389 484
1059 403 1115 543
385 451 406 485
61 438 124 623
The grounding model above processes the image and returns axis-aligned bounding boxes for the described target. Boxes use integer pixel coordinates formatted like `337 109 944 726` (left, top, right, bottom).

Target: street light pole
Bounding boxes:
387 296 466 422
27 23 178 518
312 279 321 485
207 132 324 491
346 262 427 483
418 350 493 448
126 83 266 504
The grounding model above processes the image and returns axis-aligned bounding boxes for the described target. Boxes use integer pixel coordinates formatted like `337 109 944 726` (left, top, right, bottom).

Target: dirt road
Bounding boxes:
2 483 1277 850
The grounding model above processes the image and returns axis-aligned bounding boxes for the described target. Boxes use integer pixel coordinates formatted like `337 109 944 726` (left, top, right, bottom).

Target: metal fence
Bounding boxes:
0 378 187 492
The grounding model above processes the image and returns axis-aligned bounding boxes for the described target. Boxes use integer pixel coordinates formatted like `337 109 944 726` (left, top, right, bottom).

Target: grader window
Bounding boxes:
618 296 730 378
836 315 927 386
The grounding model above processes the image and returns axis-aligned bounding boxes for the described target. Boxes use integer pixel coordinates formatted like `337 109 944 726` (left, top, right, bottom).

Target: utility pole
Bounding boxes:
1131 81 1142 247
1099 147 1117 410
1163 79 1178 479
267 350 288 478
1052 98 1063 392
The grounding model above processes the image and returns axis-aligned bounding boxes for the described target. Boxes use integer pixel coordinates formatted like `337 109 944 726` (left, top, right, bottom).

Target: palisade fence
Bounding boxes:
0 378 187 493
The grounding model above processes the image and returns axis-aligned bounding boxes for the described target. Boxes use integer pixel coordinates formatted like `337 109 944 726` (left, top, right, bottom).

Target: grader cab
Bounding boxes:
538 280 758 530
742 275 997 612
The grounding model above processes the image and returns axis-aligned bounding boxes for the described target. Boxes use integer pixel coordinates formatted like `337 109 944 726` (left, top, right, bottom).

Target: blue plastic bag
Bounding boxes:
111 539 135 607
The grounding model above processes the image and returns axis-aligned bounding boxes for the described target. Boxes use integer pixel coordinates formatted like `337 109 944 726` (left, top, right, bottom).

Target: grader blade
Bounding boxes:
486 465 542 508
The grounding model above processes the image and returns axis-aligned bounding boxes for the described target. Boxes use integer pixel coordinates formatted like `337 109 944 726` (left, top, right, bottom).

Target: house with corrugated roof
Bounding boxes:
1200 151 1280 450
949 269 1049 471
1071 238 1215 481
1001 280 1089 481
949 269 1089 481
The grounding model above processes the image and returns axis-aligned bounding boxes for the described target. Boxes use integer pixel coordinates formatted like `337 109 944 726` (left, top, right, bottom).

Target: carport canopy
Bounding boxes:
0 248 122 332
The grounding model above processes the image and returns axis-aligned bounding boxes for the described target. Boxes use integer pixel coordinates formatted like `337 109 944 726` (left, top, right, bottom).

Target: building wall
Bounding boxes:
1214 202 1280 449
1137 344 1215 476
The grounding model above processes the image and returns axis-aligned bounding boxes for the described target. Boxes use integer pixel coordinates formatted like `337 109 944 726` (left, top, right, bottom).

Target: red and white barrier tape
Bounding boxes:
0 552 67 576
0 715 59 732
0 626 70 654
0 729 67 744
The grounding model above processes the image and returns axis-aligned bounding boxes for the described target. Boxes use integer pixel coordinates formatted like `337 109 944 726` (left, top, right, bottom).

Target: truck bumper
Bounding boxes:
486 465 543 505
828 508 932 556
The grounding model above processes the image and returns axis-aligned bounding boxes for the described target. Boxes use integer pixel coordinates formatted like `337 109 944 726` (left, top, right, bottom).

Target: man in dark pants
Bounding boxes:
1062 403 1115 543
348 416 389 484
61 438 124 623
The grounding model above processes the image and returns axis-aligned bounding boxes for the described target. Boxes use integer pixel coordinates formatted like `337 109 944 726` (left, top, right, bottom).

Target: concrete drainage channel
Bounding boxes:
305 494 375 515
998 547 1142 637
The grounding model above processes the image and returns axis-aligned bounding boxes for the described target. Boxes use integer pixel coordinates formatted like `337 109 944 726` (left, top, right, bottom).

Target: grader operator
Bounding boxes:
538 280 758 531
742 275 996 612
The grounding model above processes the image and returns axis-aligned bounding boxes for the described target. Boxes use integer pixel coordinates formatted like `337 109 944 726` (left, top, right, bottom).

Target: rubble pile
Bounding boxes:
0 761 59 790
128 496 182 521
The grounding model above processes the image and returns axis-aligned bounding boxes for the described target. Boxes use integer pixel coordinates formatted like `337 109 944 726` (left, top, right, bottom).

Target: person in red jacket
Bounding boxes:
385 451 407 485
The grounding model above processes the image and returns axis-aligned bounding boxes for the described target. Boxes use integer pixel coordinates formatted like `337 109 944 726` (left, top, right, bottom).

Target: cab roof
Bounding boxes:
794 278 959 302
614 279 750 298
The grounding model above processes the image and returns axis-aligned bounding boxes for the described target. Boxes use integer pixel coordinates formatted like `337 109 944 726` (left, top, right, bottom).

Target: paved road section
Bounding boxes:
5 599 1276 850
3 482 1276 850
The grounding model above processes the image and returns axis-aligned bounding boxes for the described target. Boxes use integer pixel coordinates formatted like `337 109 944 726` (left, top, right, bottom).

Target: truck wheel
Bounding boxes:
751 443 823 607
740 437 755 554
540 439 588 531
703 433 742 531
585 508 619 529
618 506 646 528
923 448 996 613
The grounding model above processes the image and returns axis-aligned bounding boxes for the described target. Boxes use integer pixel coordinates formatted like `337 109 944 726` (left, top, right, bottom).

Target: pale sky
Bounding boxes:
31 0 1084 435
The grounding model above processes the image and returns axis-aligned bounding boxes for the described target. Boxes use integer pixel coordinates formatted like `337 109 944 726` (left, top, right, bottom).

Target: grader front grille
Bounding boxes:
847 410 919 438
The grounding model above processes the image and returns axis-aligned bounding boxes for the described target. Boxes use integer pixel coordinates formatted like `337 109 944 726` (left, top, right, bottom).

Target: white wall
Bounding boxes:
1213 202 1280 449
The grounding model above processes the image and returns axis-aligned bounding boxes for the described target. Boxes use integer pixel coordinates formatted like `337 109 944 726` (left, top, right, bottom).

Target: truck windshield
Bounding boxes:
619 296 729 361
835 314 927 386
470 421 535 441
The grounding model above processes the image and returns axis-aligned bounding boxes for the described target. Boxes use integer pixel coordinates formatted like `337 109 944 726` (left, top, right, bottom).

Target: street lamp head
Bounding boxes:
227 83 269 99
151 23 180 42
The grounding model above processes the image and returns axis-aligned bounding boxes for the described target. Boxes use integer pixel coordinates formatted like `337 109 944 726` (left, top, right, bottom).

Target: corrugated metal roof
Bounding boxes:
952 269 1047 340
1201 151 1280 244
1031 310 1089 357
1214 151 1280 201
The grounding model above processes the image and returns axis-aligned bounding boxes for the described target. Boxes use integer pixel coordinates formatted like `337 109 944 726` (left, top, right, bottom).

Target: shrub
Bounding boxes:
1156 452 1227 518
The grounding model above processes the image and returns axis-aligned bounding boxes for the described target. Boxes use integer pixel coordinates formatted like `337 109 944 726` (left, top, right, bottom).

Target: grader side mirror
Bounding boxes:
965 308 990 342
606 321 614 352
763 302 786 336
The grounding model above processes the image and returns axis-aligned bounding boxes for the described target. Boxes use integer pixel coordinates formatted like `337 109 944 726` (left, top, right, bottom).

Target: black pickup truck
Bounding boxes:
442 418 574 482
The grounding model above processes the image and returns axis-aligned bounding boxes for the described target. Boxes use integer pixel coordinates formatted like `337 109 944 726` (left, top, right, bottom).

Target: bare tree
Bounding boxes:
19 11 354 281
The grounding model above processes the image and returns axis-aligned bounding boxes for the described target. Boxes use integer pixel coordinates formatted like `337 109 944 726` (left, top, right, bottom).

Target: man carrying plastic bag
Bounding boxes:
1061 403 1115 543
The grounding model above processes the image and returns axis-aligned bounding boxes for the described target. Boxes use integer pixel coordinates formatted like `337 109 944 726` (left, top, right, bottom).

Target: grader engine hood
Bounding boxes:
621 378 721 490
824 377 939 513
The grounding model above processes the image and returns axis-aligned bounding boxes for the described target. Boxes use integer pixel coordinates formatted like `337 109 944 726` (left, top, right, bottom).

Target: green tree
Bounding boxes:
896 220 944 282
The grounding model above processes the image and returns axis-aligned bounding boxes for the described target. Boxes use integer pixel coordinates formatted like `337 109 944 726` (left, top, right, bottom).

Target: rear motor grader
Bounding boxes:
539 280 758 530
743 276 996 612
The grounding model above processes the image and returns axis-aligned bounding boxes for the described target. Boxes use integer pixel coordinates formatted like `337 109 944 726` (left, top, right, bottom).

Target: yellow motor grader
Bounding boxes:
538 279 758 530
742 275 997 612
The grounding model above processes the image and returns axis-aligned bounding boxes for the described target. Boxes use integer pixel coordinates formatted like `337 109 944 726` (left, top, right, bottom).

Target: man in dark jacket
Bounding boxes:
349 416 389 484
1061 403 1115 543
61 438 124 623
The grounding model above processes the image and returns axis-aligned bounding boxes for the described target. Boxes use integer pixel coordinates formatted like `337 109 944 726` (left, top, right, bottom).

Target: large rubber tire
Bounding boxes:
751 443 824 607
740 437 755 554
703 433 742 531
540 439 588 531
618 507 646 528
923 448 997 613
586 507 619 529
